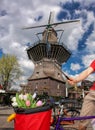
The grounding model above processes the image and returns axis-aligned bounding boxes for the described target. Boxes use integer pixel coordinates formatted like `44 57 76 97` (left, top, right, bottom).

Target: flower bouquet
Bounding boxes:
11 92 52 114
12 93 44 108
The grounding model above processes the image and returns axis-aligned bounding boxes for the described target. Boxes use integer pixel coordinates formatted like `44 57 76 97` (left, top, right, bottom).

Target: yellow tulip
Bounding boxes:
7 113 16 122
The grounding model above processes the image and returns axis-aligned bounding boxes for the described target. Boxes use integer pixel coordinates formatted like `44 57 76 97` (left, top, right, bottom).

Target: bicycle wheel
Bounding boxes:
66 109 80 117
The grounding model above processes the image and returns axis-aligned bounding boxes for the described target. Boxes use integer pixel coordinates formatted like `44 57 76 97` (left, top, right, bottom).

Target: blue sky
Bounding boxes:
0 0 95 88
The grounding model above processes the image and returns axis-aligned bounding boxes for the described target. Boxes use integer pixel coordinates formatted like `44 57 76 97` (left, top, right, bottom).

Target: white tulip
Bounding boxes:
12 102 18 107
11 97 16 102
19 94 24 100
32 93 36 99
23 94 28 101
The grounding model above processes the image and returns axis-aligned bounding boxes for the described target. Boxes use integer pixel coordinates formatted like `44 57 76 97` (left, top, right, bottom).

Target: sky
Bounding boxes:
0 0 95 89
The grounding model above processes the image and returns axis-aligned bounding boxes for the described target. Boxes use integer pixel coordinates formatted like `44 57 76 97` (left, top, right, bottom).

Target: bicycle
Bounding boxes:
50 103 95 130
50 99 80 127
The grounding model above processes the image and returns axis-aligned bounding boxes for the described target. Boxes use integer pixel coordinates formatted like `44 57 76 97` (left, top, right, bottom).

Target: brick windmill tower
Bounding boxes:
23 12 79 97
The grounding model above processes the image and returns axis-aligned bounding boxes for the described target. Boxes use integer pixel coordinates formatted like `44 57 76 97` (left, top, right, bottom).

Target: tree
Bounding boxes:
0 54 22 90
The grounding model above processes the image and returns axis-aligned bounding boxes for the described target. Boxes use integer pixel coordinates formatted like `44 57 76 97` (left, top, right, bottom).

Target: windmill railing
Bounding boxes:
27 40 71 51
27 40 58 48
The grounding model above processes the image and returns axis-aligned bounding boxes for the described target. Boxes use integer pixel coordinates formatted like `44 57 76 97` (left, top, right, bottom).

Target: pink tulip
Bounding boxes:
36 100 43 107
26 100 31 107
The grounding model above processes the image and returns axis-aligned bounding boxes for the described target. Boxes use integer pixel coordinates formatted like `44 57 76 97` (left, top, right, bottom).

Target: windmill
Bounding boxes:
23 12 80 97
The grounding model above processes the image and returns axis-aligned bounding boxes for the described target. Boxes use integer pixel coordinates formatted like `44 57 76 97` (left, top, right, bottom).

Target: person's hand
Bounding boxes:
67 77 76 86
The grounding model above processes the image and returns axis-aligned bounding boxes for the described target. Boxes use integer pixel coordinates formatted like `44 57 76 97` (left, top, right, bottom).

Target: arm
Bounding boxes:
68 67 94 85
75 67 94 82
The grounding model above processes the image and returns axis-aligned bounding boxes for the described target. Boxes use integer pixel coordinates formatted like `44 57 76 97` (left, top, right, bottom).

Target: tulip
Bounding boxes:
7 113 16 122
12 102 18 107
19 94 24 100
26 100 31 107
23 94 28 101
32 92 36 99
11 97 16 102
36 100 43 107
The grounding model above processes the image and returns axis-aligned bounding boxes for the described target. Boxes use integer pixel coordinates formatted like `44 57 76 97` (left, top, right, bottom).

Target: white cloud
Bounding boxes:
70 63 81 71
82 54 95 67
67 24 84 50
